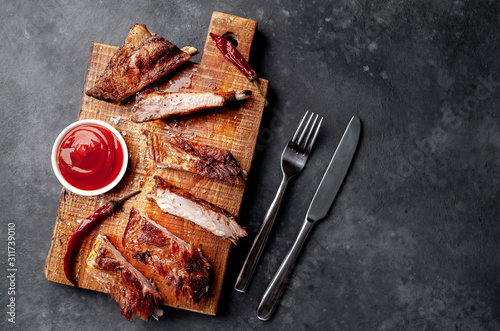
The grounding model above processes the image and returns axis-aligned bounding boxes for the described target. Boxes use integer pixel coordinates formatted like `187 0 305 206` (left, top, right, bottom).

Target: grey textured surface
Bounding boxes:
1 0 500 330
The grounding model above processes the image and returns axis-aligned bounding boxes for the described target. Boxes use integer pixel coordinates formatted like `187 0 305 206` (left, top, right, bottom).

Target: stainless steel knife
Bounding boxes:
256 116 361 321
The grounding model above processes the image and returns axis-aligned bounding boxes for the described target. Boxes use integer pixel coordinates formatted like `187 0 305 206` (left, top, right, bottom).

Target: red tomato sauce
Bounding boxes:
56 124 124 191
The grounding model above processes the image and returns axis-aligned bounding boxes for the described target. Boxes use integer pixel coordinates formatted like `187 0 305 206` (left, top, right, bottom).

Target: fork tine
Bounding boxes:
304 116 323 155
295 112 314 149
300 114 319 151
290 110 309 146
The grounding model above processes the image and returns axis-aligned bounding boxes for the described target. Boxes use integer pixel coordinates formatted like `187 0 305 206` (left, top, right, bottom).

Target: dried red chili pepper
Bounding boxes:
63 190 141 286
210 32 269 106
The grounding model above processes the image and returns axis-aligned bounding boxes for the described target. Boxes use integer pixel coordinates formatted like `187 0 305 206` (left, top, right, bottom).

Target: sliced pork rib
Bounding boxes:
86 24 197 103
148 176 247 242
122 207 212 302
132 90 251 122
85 234 163 321
144 131 246 184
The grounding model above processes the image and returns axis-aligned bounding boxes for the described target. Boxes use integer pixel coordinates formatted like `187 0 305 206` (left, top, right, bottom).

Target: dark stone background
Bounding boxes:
1 1 499 330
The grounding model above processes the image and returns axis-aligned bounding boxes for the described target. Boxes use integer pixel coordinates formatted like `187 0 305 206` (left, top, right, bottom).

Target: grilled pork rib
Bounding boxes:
123 207 212 302
85 234 163 321
85 24 197 103
148 176 247 242
131 90 251 122
144 131 246 184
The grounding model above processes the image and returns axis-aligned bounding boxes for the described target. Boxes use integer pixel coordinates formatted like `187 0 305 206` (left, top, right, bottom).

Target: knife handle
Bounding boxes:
256 219 314 321
234 177 289 293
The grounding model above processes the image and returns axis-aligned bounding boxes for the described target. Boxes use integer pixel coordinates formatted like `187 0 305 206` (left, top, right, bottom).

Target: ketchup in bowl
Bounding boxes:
52 120 128 196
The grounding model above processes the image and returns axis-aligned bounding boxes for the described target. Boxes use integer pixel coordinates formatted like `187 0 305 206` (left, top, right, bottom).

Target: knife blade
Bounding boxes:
306 115 361 222
256 116 361 321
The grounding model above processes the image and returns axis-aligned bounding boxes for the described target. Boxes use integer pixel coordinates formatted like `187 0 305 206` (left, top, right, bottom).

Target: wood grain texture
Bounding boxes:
44 11 268 316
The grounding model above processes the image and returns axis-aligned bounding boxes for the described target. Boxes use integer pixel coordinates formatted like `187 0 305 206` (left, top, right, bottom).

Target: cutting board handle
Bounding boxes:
201 12 258 69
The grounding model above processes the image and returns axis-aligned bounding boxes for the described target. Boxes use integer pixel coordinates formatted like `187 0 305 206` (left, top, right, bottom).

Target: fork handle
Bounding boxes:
256 219 314 321
234 176 289 292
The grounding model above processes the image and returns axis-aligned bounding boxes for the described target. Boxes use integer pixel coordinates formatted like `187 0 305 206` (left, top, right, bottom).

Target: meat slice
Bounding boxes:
122 207 212 302
131 90 251 122
85 24 198 103
148 176 247 242
144 131 246 184
85 234 163 321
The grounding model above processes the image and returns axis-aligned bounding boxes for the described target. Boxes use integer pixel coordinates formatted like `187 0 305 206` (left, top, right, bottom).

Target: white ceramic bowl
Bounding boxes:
51 119 128 196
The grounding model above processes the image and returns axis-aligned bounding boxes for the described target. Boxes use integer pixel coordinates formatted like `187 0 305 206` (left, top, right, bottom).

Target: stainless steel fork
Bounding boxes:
234 110 323 292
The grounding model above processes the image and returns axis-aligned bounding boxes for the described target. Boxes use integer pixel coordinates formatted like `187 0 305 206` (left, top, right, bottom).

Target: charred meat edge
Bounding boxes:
122 207 212 302
148 176 247 242
144 131 246 184
86 234 163 321
85 24 198 103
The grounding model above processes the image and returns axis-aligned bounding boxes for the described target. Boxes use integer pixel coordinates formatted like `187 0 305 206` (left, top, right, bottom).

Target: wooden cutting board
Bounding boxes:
44 11 268 316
